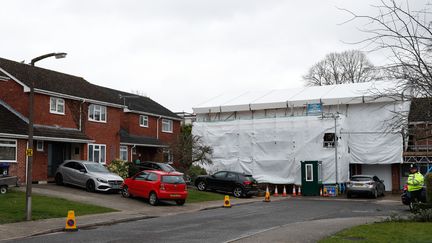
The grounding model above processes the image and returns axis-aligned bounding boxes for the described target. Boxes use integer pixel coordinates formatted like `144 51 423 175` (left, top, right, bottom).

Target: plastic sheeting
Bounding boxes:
193 102 408 184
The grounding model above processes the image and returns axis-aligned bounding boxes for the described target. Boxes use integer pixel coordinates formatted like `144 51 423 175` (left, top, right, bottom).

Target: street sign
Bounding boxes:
26 149 33 157
307 103 322 115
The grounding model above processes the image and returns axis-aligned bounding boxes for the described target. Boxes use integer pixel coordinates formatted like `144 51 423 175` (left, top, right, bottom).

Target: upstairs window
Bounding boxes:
323 133 335 148
50 97 65 114
88 104 107 122
163 149 173 163
139 115 148 127
162 119 173 133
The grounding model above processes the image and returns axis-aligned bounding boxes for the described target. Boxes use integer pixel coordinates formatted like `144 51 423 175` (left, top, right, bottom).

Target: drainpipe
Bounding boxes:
79 99 86 131
156 116 162 139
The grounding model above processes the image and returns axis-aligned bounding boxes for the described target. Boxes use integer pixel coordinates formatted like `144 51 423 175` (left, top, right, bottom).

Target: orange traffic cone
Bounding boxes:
282 186 287 197
298 186 302 196
263 186 271 202
274 186 279 197
323 187 328 197
292 185 296 197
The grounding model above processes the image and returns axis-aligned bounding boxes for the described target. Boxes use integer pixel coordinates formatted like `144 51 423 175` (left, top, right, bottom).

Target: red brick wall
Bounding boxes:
33 94 78 128
0 79 29 117
122 113 180 143
6 139 27 184
83 104 122 163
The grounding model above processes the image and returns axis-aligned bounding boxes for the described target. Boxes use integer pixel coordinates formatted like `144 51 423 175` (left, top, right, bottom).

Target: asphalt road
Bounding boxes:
10 198 406 243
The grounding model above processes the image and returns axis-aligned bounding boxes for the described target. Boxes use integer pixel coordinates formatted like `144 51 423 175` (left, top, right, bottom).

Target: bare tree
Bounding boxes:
303 50 376 86
341 0 432 97
341 0 432 138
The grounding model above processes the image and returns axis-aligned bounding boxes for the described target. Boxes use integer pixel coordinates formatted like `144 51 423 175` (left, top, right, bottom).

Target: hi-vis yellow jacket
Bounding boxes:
407 172 424 192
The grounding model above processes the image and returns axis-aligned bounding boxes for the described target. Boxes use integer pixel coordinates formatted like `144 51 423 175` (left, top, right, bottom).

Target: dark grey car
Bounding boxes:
346 175 386 198
55 160 123 192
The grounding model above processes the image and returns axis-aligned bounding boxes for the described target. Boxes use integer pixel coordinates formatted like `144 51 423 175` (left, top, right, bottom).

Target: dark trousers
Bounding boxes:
409 189 423 203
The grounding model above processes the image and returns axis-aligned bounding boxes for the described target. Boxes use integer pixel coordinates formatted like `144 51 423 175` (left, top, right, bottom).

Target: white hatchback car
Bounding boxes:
55 160 123 192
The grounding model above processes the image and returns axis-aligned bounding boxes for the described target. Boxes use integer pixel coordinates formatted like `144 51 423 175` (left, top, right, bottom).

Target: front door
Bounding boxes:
48 142 71 177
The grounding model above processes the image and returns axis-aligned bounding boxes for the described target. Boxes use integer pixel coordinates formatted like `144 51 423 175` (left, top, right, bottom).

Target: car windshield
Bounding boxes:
162 175 185 184
159 163 176 172
351 176 372 182
85 163 110 173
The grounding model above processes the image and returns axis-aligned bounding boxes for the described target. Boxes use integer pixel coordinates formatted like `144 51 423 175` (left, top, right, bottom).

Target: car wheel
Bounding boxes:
0 186 7 194
176 200 185 206
55 173 63 186
197 181 207 191
149 192 158 206
233 186 243 198
121 186 131 198
372 189 378 199
86 180 96 193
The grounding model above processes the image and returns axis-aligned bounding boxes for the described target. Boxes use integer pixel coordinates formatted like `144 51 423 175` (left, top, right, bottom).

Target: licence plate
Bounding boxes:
170 194 181 197
111 185 120 189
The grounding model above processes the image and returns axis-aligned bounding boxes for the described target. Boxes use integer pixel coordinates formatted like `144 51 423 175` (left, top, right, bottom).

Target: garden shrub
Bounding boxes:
188 165 207 183
107 159 130 179
426 173 432 203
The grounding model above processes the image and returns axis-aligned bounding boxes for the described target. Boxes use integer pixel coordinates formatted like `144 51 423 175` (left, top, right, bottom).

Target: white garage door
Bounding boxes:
361 164 392 191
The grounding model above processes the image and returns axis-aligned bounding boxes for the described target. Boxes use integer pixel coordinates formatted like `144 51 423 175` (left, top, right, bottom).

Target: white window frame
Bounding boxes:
88 144 106 164
88 104 107 123
305 164 313 182
119 145 128 161
0 139 17 163
50 97 65 115
36 141 44 152
163 148 173 163
139 115 149 127
162 119 173 133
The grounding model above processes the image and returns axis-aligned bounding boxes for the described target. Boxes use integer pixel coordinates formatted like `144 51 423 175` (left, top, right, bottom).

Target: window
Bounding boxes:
135 171 149 180
119 146 128 161
139 115 148 127
0 139 17 162
162 119 173 133
306 164 313 182
50 97 65 114
323 133 335 148
147 173 158 181
213 171 227 178
88 144 106 164
226 173 237 180
163 149 173 163
88 104 107 122
36 141 44 152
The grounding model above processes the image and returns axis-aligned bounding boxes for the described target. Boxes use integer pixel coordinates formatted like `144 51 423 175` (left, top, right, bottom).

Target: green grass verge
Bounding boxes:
186 188 225 203
0 190 116 224
320 222 432 243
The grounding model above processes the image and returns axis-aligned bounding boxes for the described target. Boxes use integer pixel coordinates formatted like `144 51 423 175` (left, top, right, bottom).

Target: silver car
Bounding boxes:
346 175 386 198
55 160 123 192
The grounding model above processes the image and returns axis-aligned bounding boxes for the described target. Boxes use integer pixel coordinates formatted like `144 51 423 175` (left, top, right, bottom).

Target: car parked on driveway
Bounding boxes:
346 175 385 198
135 161 177 172
194 171 259 198
121 170 188 206
55 160 123 193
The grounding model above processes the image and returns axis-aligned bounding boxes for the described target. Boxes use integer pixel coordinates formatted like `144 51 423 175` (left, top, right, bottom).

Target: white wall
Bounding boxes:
361 164 392 191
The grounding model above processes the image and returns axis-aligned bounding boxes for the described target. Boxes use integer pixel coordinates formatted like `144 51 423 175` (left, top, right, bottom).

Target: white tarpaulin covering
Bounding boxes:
193 81 409 184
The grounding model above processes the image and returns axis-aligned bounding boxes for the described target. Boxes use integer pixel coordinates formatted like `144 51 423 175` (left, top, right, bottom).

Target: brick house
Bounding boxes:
0 57 181 184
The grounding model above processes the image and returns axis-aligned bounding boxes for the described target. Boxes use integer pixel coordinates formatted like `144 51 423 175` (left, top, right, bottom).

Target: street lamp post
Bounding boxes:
26 52 66 221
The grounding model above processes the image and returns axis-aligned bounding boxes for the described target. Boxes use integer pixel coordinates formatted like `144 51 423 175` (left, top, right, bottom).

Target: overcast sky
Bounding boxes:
0 1 426 112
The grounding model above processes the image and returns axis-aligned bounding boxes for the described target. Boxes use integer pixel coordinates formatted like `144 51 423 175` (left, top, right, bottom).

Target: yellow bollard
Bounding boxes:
64 210 78 231
223 195 232 208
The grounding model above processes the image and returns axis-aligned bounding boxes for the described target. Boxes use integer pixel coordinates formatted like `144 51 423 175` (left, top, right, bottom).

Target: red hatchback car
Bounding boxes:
121 170 188 206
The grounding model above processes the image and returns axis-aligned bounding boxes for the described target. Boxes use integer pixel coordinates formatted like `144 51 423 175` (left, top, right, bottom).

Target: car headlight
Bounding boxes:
97 178 108 183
